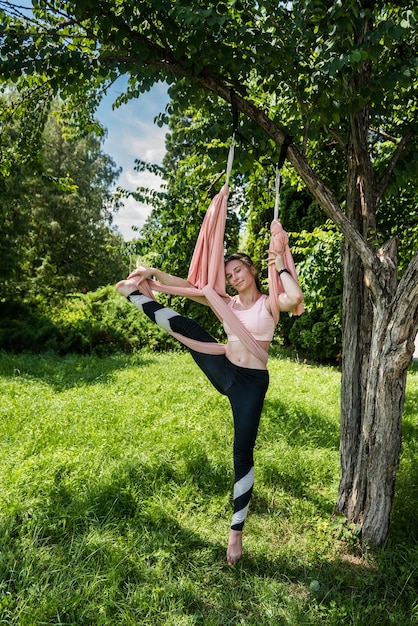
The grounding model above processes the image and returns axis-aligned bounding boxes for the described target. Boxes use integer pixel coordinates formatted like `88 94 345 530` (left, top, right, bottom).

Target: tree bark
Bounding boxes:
336 108 418 543
337 246 418 544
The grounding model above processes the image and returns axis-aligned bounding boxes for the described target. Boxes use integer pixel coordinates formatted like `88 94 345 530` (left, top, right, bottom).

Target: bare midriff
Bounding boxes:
225 339 270 370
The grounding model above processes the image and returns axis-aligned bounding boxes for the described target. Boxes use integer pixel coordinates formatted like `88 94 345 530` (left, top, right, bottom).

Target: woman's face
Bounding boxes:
225 259 256 291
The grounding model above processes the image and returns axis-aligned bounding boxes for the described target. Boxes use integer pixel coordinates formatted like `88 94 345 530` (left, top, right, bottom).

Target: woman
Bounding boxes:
116 249 303 564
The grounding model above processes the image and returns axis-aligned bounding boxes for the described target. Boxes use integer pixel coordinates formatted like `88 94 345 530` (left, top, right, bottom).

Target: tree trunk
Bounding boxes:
359 312 407 544
336 195 418 546
337 297 401 544
337 264 417 544
336 242 372 523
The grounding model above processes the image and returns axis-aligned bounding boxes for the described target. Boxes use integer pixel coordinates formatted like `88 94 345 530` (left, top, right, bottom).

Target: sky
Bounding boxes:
96 80 169 241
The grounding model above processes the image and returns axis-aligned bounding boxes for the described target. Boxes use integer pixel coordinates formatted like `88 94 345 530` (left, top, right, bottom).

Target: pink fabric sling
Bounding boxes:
135 182 303 365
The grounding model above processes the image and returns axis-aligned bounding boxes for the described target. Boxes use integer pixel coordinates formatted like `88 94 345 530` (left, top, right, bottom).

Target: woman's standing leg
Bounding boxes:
226 367 269 564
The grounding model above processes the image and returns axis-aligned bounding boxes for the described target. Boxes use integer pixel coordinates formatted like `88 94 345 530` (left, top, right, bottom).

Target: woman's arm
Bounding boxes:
129 266 192 288
128 266 209 305
266 251 304 313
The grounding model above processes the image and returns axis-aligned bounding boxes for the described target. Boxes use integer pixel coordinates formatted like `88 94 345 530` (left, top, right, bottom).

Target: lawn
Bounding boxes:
0 351 416 625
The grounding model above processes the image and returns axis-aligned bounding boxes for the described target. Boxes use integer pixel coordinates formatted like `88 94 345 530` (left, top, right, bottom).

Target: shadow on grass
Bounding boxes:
241 543 417 625
262 395 340 450
0 351 158 391
0 455 232 623
1 452 416 625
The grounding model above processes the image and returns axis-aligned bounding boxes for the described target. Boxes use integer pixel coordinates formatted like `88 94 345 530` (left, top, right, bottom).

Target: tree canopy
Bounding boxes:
1 1 417 263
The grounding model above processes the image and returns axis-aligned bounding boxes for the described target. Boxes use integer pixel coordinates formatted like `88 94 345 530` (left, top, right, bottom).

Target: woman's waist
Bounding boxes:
225 340 270 370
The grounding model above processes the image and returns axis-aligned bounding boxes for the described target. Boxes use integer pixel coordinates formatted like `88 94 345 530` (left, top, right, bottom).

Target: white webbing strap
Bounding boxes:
274 135 292 221
225 134 235 186
274 166 281 222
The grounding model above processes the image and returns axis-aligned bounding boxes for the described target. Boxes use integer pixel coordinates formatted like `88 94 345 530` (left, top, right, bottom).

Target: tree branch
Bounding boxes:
375 129 415 208
2 6 381 273
370 127 398 142
191 73 377 271
326 127 347 150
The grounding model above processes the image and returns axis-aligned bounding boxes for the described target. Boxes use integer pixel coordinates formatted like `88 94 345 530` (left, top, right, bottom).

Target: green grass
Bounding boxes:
0 351 417 625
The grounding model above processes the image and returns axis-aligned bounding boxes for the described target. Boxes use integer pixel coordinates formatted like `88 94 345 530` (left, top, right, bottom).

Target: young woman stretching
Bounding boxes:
116 249 303 565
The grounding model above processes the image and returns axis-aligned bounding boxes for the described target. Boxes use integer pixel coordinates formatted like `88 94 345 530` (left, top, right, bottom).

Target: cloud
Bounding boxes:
121 169 163 190
113 169 165 240
104 117 167 168
97 81 169 240
112 196 153 240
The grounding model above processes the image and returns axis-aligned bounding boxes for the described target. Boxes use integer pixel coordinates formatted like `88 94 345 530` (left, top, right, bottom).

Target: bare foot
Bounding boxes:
226 530 243 565
115 278 140 298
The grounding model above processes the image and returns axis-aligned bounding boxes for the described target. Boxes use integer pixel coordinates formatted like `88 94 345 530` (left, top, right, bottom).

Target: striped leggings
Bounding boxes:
127 290 269 531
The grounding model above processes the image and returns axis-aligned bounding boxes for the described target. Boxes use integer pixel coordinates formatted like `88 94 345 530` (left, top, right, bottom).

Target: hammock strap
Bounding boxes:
225 135 235 187
231 89 239 135
274 167 281 222
226 90 239 186
274 135 293 221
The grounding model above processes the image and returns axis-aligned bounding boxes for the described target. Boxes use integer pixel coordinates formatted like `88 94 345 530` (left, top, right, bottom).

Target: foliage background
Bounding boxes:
0 95 127 302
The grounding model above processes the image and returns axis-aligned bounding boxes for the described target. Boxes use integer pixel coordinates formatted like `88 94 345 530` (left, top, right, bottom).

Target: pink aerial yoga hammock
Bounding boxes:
132 138 303 364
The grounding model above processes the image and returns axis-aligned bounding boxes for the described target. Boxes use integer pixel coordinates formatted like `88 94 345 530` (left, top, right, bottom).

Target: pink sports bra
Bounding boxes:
223 294 275 342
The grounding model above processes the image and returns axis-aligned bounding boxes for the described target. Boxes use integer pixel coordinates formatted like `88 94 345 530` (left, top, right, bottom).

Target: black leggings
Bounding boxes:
128 290 269 530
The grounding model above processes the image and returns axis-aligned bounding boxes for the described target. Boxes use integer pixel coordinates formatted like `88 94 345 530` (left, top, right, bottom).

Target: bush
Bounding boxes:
289 296 342 361
0 300 57 353
0 287 180 356
278 222 343 363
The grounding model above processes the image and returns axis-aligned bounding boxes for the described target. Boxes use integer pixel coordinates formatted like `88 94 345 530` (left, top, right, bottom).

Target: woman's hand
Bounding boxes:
127 265 156 285
267 250 285 272
127 265 210 306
